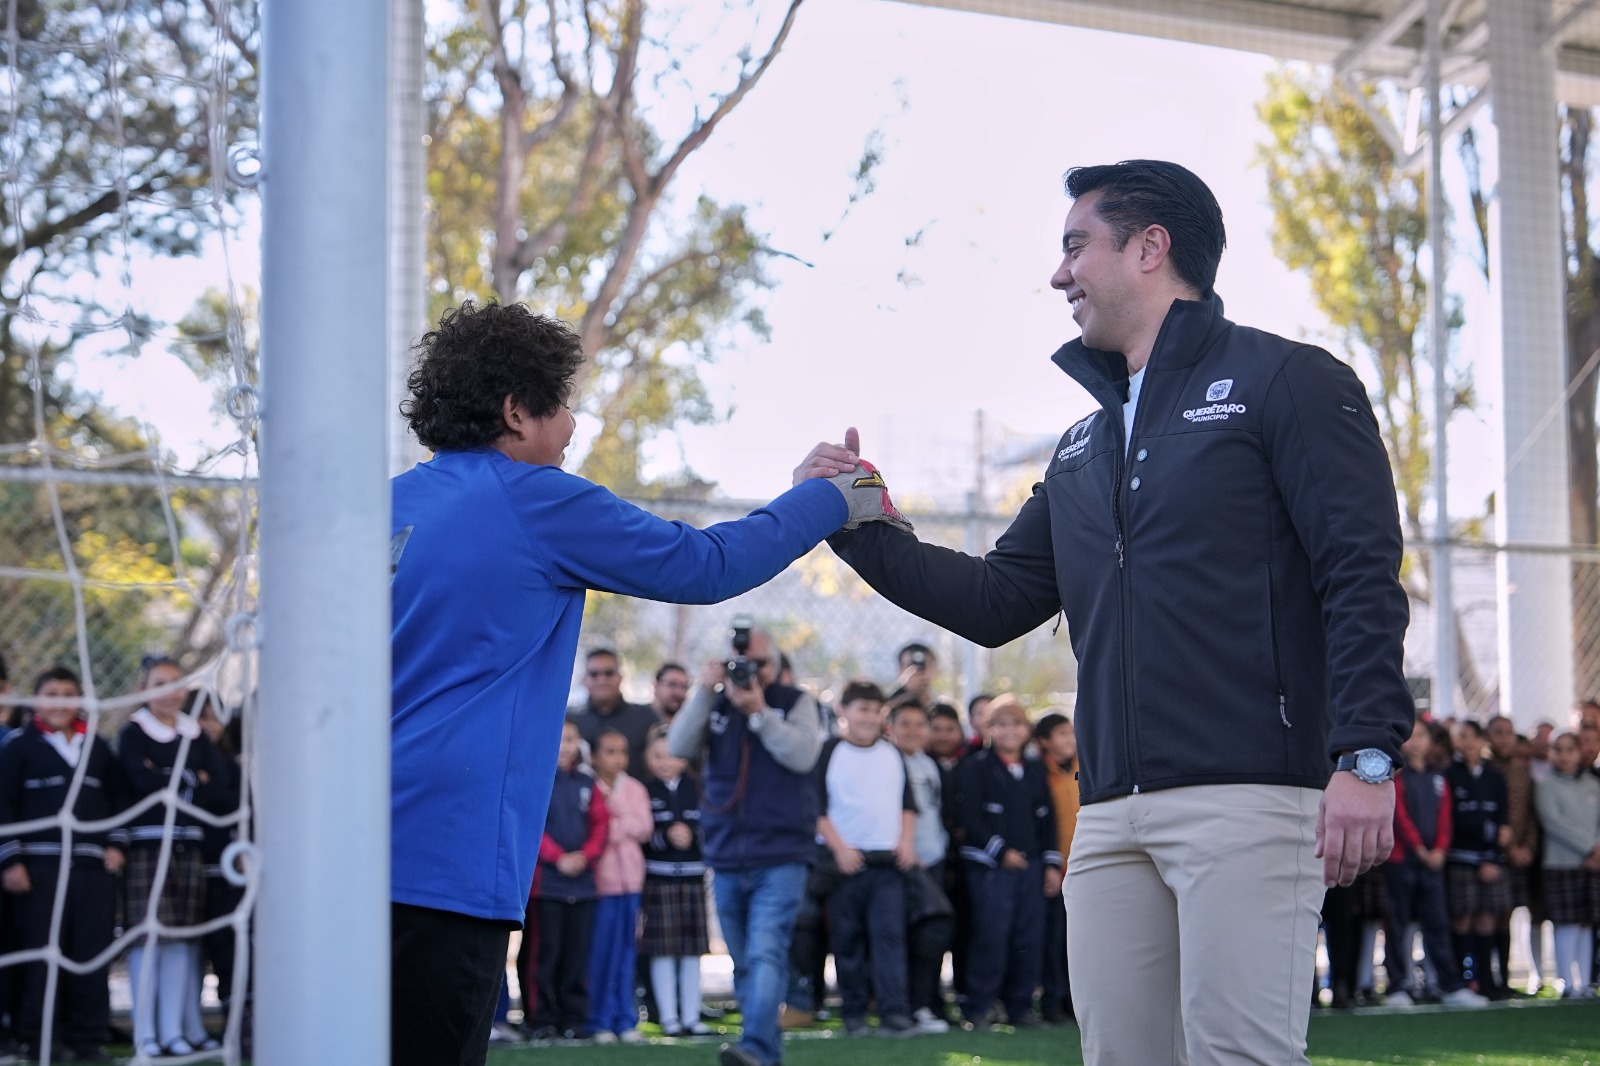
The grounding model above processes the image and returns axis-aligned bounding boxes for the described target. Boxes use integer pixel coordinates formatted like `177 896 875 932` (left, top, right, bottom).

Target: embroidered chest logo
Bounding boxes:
1057 416 1096 462
1206 378 1234 401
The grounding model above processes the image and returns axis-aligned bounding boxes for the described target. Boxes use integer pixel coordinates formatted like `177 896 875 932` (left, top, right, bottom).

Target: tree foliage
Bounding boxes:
425 0 803 492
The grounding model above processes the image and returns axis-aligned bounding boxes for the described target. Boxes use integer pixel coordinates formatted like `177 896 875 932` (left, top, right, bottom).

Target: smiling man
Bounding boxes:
387 301 890 1066
815 160 1414 1065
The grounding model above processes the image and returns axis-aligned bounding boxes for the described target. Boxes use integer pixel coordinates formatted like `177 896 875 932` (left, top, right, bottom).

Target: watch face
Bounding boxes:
1355 750 1391 781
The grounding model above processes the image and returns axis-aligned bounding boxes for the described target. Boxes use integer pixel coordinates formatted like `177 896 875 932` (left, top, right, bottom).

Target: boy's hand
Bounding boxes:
1044 867 1064 897
1476 862 1501 884
1000 848 1028 871
1508 844 1533 868
894 837 918 871
555 852 587 877
833 847 864 876
667 823 693 850
1421 848 1445 871
2 865 28 894
104 847 126 875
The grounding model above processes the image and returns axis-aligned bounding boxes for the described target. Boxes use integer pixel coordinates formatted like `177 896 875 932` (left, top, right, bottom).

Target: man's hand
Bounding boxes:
724 677 766 718
555 852 587 877
834 847 865 876
1316 771 1395 887
1000 848 1028 871
1044 866 1064 898
794 431 859 485
2 865 29 895
1477 862 1502 885
667 822 693 850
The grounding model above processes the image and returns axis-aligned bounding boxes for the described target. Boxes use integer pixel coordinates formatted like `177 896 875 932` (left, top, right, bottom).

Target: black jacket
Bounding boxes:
0 725 129 867
831 295 1412 804
954 749 1060 868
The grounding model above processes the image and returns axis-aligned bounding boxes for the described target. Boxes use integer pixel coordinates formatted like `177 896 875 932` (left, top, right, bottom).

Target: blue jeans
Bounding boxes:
713 863 808 1066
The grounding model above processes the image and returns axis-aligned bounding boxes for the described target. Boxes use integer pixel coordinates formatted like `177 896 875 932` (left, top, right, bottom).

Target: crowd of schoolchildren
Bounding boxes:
502 642 1085 1046
0 654 247 1062
1322 702 1600 1009
516 641 1600 1049
1 639 1598 1060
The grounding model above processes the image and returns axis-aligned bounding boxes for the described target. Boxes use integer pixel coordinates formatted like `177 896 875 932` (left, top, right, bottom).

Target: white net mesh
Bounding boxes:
0 0 258 1062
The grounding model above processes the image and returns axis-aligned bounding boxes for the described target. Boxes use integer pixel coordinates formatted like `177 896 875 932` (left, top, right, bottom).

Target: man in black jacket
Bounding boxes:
808 160 1413 1065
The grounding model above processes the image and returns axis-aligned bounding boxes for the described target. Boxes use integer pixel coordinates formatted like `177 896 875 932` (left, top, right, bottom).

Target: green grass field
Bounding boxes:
487 1000 1600 1065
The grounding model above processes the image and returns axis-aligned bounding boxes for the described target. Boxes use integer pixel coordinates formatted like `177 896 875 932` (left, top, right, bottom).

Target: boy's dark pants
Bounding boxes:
14 857 115 1047
1384 861 1463 994
1041 889 1073 1018
827 862 909 1021
963 859 1044 1020
531 898 595 1031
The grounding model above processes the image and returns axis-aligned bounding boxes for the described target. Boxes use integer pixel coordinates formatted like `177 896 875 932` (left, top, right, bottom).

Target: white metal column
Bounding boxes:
1486 0 1575 727
258 0 392 1059
1426 0 1456 721
389 0 428 476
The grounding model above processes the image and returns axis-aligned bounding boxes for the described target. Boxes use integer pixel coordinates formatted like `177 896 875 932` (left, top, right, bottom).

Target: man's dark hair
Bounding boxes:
401 301 584 451
1033 711 1071 743
655 662 687 682
1063 160 1226 296
929 702 962 726
32 665 81 695
586 648 618 663
898 642 934 665
840 680 886 707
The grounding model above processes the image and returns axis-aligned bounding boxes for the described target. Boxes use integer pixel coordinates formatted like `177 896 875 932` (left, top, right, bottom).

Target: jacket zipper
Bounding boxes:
1115 390 1139 793
1266 562 1290 728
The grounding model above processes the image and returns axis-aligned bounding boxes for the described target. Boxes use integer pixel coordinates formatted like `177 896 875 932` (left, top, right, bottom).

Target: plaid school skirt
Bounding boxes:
1446 861 1512 918
639 875 709 958
1541 867 1600 926
1352 866 1389 922
123 842 206 930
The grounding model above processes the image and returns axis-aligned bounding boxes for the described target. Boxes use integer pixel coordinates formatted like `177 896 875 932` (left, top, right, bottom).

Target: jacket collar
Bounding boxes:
1049 292 1232 412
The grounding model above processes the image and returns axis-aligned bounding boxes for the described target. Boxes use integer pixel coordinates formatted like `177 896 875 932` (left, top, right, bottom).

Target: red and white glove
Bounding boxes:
826 460 913 534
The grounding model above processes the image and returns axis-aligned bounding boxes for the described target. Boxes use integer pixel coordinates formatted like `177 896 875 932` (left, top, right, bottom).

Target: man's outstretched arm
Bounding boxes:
813 429 1062 648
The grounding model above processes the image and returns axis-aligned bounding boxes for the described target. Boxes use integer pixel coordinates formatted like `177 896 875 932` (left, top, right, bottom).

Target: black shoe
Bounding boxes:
561 1027 593 1041
1009 1012 1044 1029
718 1044 762 1066
842 1017 872 1038
963 1013 991 1032
526 1025 559 1042
66 1047 113 1064
1042 1005 1072 1024
877 1013 918 1038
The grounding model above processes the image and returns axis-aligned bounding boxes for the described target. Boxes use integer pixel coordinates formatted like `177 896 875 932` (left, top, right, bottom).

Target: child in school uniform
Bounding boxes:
0 666 127 1060
527 720 608 1041
117 657 228 1059
1033 711 1078 1024
587 730 652 1043
955 695 1060 1029
640 731 711 1037
888 699 954 1033
1445 719 1513 994
1535 729 1600 997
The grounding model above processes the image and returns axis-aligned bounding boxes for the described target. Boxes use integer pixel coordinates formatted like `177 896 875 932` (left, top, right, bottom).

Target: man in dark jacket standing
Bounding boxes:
667 630 823 1066
810 160 1413 1065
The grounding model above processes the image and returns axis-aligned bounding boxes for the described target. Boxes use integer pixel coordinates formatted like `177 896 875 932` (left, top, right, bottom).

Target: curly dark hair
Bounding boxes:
401 301 584 451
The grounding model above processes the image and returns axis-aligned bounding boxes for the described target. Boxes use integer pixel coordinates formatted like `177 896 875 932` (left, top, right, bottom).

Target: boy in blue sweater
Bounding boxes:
388 302 906 1066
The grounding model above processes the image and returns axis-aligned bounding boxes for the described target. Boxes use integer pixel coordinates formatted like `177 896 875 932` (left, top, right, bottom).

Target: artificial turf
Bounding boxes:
485 999 1600 1065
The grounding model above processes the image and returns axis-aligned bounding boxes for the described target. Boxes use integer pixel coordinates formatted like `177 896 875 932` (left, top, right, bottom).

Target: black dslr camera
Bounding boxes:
724 614 758 690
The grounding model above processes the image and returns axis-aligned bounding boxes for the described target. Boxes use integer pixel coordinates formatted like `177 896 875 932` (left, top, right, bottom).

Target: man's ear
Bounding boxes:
1136 224 1174 277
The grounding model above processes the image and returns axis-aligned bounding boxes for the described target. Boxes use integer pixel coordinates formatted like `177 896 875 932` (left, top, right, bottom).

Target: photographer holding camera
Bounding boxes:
666 620 824 1066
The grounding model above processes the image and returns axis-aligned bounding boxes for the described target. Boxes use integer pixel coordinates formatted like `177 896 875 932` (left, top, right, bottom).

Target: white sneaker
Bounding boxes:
1384 989 1415 1007
1441 987 1489 1007
913 1007 950 1033
489 1023 523 1044
619 1030 643 1044
592 1030 618 1045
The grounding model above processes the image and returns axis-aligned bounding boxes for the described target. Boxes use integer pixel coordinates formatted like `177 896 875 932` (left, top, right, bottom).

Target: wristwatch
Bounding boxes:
1334 748 1397 785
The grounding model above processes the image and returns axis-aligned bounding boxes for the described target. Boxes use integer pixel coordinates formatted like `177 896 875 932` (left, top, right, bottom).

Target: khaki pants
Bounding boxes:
1065 784 1325 1066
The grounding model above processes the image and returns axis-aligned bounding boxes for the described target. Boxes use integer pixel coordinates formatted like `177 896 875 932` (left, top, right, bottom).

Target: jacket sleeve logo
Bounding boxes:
1206 378 1234 401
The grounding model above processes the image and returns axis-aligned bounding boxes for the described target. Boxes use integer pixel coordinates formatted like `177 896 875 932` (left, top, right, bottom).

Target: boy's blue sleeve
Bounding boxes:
508 470 847 604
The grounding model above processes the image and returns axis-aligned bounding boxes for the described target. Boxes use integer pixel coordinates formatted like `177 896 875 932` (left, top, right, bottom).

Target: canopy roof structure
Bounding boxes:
905 0 1600 103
